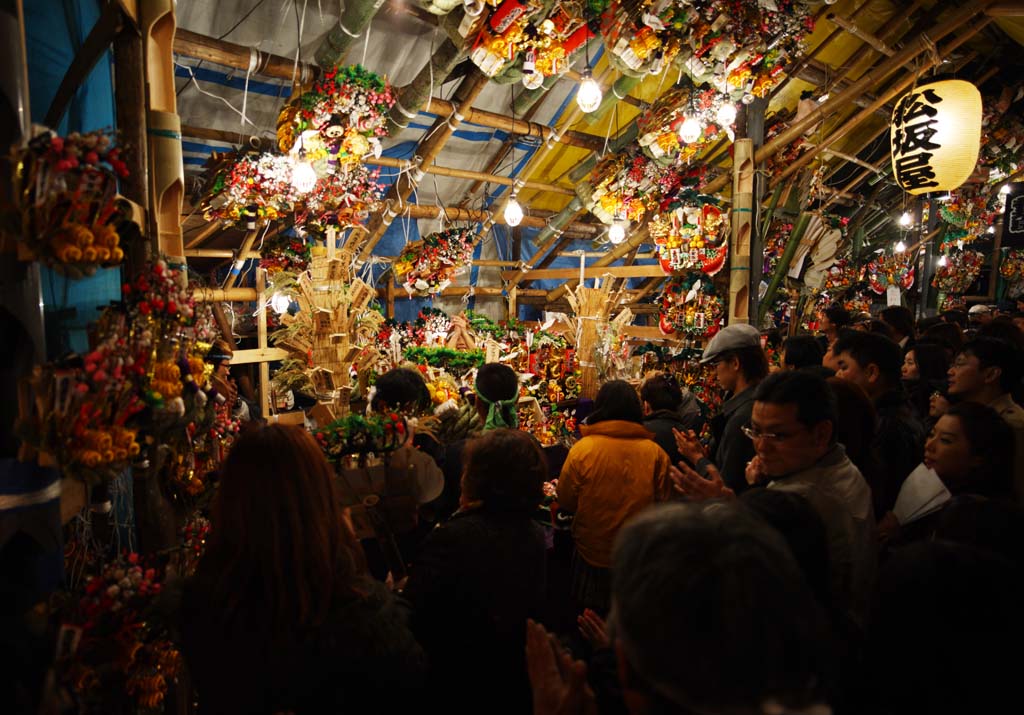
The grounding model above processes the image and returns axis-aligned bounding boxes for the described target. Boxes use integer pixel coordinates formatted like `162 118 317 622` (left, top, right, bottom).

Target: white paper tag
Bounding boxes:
886 285 901 306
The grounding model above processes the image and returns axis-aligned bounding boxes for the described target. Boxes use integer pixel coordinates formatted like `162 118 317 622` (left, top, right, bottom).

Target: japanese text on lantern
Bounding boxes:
891 88 943 192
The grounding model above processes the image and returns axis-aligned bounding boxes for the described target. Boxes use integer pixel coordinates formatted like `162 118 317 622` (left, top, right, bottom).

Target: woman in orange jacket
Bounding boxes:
557 380 673 614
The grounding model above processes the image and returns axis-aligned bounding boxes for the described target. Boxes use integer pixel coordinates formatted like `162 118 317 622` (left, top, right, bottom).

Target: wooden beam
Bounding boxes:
547 226 651 302
194 287 259 302
223 230 259 289
184 221 224 249
256 268 270 418
185 249 261 259
173 28 318 84
986 2 1024 16
501 264 668 282
827 13 895 56
390 286 547 299
230 347 290 365
369 156 575 195
621 326 676 341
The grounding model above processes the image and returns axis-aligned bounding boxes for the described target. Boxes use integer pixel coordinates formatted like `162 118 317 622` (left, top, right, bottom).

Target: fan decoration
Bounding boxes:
657 273 724 338
1000 249 1024 298
649 199 727 275
466 0 598 81
938 189 997 250
3 130 133 276
932 249 985 294
276 65 394 164
866 252 915 294
602 0 813 95
392 226 476 295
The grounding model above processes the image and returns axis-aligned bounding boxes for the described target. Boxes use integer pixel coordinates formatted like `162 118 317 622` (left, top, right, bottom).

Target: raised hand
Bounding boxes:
670 460 735 502
576 609 610 650
672 427 706 463
526 619 598 715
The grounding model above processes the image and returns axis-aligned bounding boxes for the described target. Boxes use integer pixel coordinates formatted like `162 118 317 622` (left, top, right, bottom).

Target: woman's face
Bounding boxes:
902 350 919 380
924 415 980 490
929 391 951 418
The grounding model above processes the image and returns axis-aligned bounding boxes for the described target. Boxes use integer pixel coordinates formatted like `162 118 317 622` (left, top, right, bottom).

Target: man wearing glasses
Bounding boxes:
671 371 875 618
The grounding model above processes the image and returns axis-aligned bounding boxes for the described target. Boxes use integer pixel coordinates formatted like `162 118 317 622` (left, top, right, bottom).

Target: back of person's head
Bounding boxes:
922 320 964 356
731 345 770 383
880 306 915 339
941 309 968 329
864 319 895 340
640 373 682 412
588 380 643 424
740 489 832 610
933 495 1024 567
753 371 838 441
823 304 852 330
474 363 519 429
909 340 951 382
611 503 836 715
371 367 431 413
978 316 1024 350
868 540 1024 715
782 335 824 370
942 401 1015 498
462 428 545 511
833 330 903 389
917 316 943 332
197 425 357 630
826 377 877 467
961 337 1022 394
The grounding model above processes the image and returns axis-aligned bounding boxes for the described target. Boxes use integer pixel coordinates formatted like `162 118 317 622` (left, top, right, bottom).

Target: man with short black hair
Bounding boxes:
879 306 916 355
833 331 924 516
673 324 768 494
948 337 1024 500
639 372 701 465
671 371 876 619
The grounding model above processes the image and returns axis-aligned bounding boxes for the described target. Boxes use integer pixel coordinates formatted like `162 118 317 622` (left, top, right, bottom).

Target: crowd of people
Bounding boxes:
6 302 1024 715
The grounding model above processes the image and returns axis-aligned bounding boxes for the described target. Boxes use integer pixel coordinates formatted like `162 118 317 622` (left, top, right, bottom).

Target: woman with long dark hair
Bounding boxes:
181 425 425 714
557 380 672 614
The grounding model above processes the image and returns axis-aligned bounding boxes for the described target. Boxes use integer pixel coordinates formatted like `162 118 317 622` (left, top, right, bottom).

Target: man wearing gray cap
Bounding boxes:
674 324 768 494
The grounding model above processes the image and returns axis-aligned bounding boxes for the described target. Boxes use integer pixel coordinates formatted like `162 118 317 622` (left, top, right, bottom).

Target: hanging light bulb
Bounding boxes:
938 254 948 267
1000 184 1011 196
576 68 602 113
270 291 292 315
894 240 907 253
463 0 485 16
678 116 702 144
716 103 737 127
608 221 628 244
291 153 317 194
523 71 544 90
898 211 912 227
504 194 524 227
987 225 996 234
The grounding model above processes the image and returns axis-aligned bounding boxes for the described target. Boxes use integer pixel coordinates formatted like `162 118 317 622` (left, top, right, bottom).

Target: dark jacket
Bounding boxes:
710 387 758 494
871 389 925 517
404 506 547 714
643 409 692 465
180 578 426 715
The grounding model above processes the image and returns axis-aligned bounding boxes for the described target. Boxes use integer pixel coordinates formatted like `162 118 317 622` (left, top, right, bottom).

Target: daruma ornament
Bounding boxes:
890 80 982 196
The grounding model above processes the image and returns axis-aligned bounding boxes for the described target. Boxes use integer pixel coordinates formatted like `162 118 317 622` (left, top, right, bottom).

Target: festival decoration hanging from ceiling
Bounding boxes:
648 194 727 275
657 272 724 338
392 226 477 295
866 251 915 294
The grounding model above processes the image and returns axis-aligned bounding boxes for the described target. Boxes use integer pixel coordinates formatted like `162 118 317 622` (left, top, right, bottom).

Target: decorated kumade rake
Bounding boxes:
650 202 727 275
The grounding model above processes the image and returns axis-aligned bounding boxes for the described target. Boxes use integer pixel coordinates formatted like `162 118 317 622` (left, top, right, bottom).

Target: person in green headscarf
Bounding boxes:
473 363 520 430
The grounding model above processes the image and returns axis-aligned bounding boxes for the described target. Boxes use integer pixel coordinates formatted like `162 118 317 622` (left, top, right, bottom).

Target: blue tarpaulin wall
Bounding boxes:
26 0 120 356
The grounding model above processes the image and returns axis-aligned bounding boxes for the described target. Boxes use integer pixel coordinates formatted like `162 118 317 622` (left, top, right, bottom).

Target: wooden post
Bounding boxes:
222 229 259 289
113 15 149 273
385 277 395 319
730 139 754 325
141 0 185 262
508 286 518 322
256 267 270 420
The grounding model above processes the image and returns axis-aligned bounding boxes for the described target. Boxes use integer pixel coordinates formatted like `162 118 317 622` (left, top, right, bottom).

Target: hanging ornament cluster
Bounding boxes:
276 65 393 163
392 226 477 295
578 148 710 225
822 255 861 294
602 0 813 96
931 249 985 294
938 188 998 250
464 0 598 81
657 273 724 338
259 233 313 275
3 130 134 276
1000 249 1024 298
648 195 727 275
979 84 1024 176
866 252 915 294
636 86 737 164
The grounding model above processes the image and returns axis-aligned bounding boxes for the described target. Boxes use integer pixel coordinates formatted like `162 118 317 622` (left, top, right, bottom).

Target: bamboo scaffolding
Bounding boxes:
547 225 651 303
827 12 895 56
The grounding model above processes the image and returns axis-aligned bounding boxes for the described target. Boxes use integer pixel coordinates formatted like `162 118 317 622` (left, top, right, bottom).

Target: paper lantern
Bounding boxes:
890 79 982 196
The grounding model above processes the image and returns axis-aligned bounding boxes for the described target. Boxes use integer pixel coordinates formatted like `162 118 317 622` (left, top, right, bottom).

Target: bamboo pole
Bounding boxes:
195 287 260 302
316 0 388 67
547 225 650 303
730 139 754 325
185 249 261 259
702 0 997 196
769 18 994 190
517 233 577 289
370 156 575 195
222 229 259 289
173 28 318 84
184 221 224 249
370 203 599 236
827 12 895 56
256 267 270 419
386 38 463 135
114 13 150 274
758 213 811 324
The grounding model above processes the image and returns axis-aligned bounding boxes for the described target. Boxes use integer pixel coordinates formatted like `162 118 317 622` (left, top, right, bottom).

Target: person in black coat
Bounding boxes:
180 425 426 714
640 372 702 464
404 428 548 715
